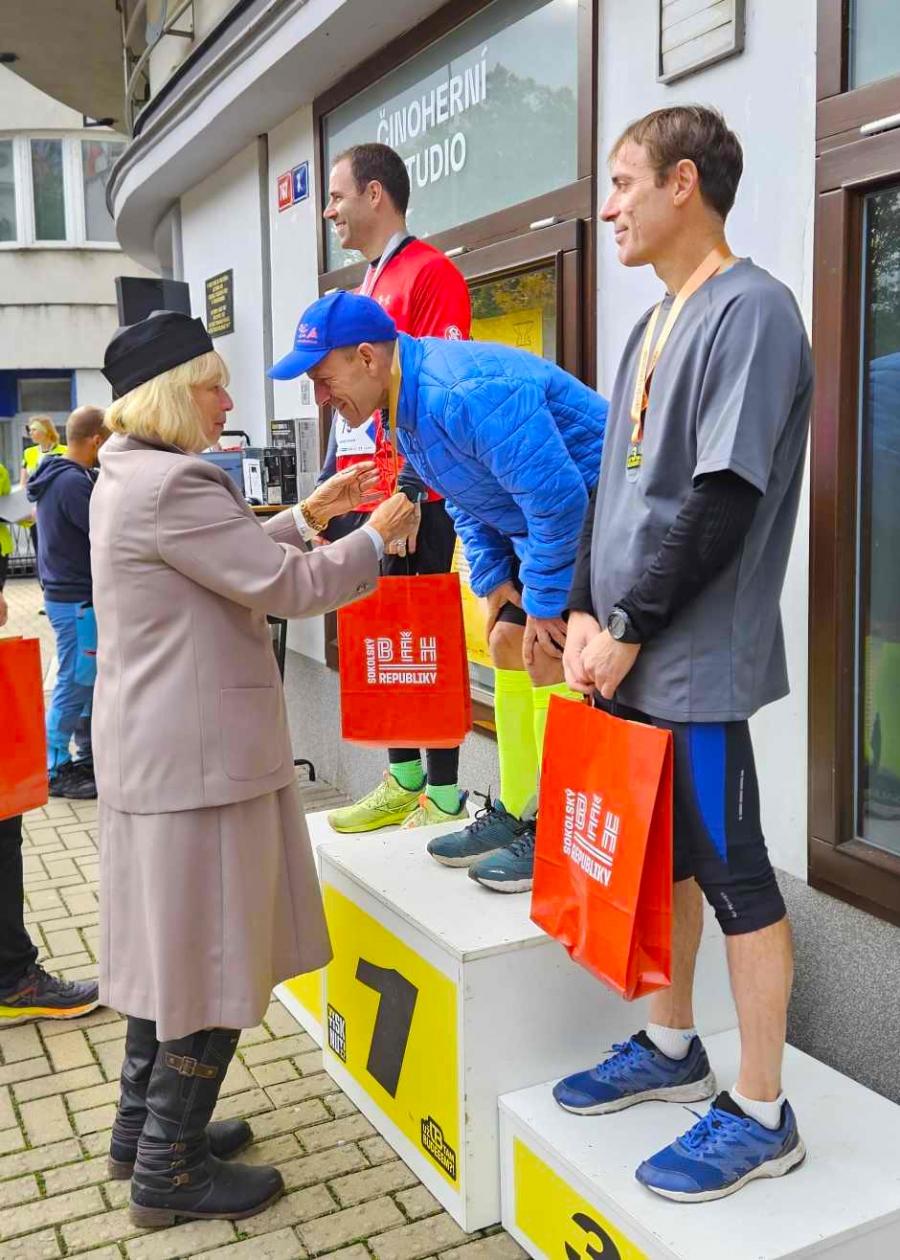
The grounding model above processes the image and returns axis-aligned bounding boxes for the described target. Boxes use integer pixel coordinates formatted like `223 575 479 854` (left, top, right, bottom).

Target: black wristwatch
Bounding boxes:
608 605 642 644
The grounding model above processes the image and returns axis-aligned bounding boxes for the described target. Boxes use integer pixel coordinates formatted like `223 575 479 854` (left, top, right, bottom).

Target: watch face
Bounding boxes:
609 611 626 640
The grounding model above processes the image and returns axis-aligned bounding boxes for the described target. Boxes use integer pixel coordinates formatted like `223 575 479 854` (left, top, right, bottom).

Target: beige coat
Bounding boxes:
90 433 379 1037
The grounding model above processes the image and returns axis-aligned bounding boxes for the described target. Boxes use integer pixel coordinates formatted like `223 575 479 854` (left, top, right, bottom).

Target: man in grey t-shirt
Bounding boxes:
554 106 811 1203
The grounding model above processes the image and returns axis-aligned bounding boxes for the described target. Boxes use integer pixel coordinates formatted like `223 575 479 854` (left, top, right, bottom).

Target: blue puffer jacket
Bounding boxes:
395 333 607 618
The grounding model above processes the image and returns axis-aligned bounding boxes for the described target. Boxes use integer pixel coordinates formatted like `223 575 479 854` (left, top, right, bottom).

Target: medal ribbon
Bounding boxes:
629 244 732 444
386 340 402 493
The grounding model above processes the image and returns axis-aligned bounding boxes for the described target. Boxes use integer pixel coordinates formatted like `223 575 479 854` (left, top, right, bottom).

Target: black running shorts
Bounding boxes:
593 694 787 936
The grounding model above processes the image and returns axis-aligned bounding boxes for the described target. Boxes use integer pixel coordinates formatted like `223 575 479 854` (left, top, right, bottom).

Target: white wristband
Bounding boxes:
291 503 320 543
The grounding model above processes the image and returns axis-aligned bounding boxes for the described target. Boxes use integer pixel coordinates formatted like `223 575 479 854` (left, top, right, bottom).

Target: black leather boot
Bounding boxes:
109 1016 253 1179
129 1028 282 1227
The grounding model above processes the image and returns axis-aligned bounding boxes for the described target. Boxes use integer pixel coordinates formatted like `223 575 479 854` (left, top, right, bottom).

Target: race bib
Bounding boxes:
335 414 378 458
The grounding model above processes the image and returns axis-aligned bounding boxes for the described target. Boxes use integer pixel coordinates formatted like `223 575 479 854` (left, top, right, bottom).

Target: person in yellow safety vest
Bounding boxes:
18 415 67 581
0 464 13 586
19 415 67 487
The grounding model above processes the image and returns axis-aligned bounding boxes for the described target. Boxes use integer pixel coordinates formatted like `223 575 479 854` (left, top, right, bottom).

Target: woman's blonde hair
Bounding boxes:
29 415 60 446
105 351 230 453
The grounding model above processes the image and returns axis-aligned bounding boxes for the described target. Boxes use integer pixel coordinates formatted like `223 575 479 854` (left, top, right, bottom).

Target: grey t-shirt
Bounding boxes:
590 259 812 722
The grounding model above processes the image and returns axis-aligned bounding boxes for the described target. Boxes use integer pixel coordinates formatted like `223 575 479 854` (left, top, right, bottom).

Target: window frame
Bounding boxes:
810 0 900 923
0 133 125 251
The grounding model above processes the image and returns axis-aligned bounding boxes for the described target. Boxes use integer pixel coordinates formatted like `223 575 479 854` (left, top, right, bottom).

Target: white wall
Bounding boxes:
596 0 818 879
268 107 320 425
0 65 80 130
0 304 121 370
268 104 327 663
181 142 268 444
74 369 112 409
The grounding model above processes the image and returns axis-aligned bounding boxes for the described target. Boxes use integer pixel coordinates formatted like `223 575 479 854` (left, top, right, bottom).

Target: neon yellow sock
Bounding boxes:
494 667 539 818
875 640 900 777
532 682 580 761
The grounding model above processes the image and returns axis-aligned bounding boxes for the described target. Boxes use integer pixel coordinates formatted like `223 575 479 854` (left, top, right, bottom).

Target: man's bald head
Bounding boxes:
66 407 107 444
66 407 109 469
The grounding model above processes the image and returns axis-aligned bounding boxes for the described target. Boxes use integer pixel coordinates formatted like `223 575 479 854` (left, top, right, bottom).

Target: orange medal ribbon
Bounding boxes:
629 243 733 445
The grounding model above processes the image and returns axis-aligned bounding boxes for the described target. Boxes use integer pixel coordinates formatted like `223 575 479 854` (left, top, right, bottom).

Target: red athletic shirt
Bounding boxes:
333 238 471 508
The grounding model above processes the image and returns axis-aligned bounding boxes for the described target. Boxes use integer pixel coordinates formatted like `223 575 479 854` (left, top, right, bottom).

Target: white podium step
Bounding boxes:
500 1028 900 1260
318 829 737 1233
275 806 470 1044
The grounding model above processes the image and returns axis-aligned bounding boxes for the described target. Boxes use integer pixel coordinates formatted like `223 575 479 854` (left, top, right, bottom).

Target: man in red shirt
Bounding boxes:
322 143 473 834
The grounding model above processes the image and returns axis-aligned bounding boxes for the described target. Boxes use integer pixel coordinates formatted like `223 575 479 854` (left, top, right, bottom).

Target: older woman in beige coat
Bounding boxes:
90 310 415 1230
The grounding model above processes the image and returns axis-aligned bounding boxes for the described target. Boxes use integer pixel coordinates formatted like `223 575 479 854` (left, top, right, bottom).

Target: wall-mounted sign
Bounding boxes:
277 161 310 212
292 162 309 203
205 268 234 338
322 0 578 270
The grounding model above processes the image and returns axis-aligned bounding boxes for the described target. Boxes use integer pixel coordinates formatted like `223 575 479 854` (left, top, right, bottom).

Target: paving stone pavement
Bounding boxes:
1 581 525 1260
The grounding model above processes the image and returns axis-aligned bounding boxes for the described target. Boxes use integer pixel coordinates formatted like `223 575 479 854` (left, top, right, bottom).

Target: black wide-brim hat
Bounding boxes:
102 310 215 397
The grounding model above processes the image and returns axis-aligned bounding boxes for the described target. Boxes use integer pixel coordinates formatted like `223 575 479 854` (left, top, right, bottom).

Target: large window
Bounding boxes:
811 2 900 922
321 0 580 271
851 0 900 89
0 134 125 248
31 139 66 241
858 187 900 854
0 140 16 243
81 140 122 242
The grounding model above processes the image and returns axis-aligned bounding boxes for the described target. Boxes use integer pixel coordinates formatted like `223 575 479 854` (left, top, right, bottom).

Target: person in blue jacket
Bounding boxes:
26 407 108 800
269 291 607 891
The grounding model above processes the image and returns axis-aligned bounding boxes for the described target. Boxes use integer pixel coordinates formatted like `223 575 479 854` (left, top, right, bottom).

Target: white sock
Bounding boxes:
730 1086 786 1130
645 1022 696 1061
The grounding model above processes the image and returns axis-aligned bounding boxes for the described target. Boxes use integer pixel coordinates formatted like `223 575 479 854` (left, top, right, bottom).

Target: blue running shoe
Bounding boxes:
467 817 536 893
636 1091 806 1202
427 792 521 868
553 1031 717 1115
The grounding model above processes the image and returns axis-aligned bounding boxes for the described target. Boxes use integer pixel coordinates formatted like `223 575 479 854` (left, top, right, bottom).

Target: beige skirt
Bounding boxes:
98 779 331 1041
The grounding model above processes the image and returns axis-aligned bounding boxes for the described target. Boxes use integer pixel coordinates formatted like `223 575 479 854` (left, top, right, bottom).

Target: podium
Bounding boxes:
500 1028 900 1259
318 828 737 1232
276 806 473 1045
275 810 360 1046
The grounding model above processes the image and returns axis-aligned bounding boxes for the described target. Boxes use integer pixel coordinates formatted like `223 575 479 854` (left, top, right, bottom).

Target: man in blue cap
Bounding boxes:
269 291 607 892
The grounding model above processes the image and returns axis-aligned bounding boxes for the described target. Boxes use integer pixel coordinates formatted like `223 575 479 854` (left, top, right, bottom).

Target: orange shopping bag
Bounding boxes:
337 573 472 748
0 637 48 819
531 695 673 1000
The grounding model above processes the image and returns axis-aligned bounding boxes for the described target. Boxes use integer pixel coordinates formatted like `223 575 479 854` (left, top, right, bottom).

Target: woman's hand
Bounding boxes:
308 462 383 523
369 493 420 548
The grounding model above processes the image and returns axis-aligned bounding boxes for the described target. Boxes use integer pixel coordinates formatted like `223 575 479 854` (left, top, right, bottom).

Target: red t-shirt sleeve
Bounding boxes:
408 257 472 340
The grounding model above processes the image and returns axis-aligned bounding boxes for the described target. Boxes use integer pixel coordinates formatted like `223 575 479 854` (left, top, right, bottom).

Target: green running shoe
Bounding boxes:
401 791 469 830
327 772 421 833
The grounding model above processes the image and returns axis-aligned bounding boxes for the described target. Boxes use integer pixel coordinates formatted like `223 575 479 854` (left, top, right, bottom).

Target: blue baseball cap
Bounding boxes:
267 290 398 380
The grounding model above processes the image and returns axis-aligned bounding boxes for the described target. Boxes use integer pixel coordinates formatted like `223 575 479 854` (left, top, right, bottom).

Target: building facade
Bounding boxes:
0 66 153 480
6 0 900 1102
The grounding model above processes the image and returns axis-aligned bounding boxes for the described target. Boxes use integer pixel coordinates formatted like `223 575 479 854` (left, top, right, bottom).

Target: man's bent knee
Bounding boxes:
489 620 526 671
525 650 565 688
